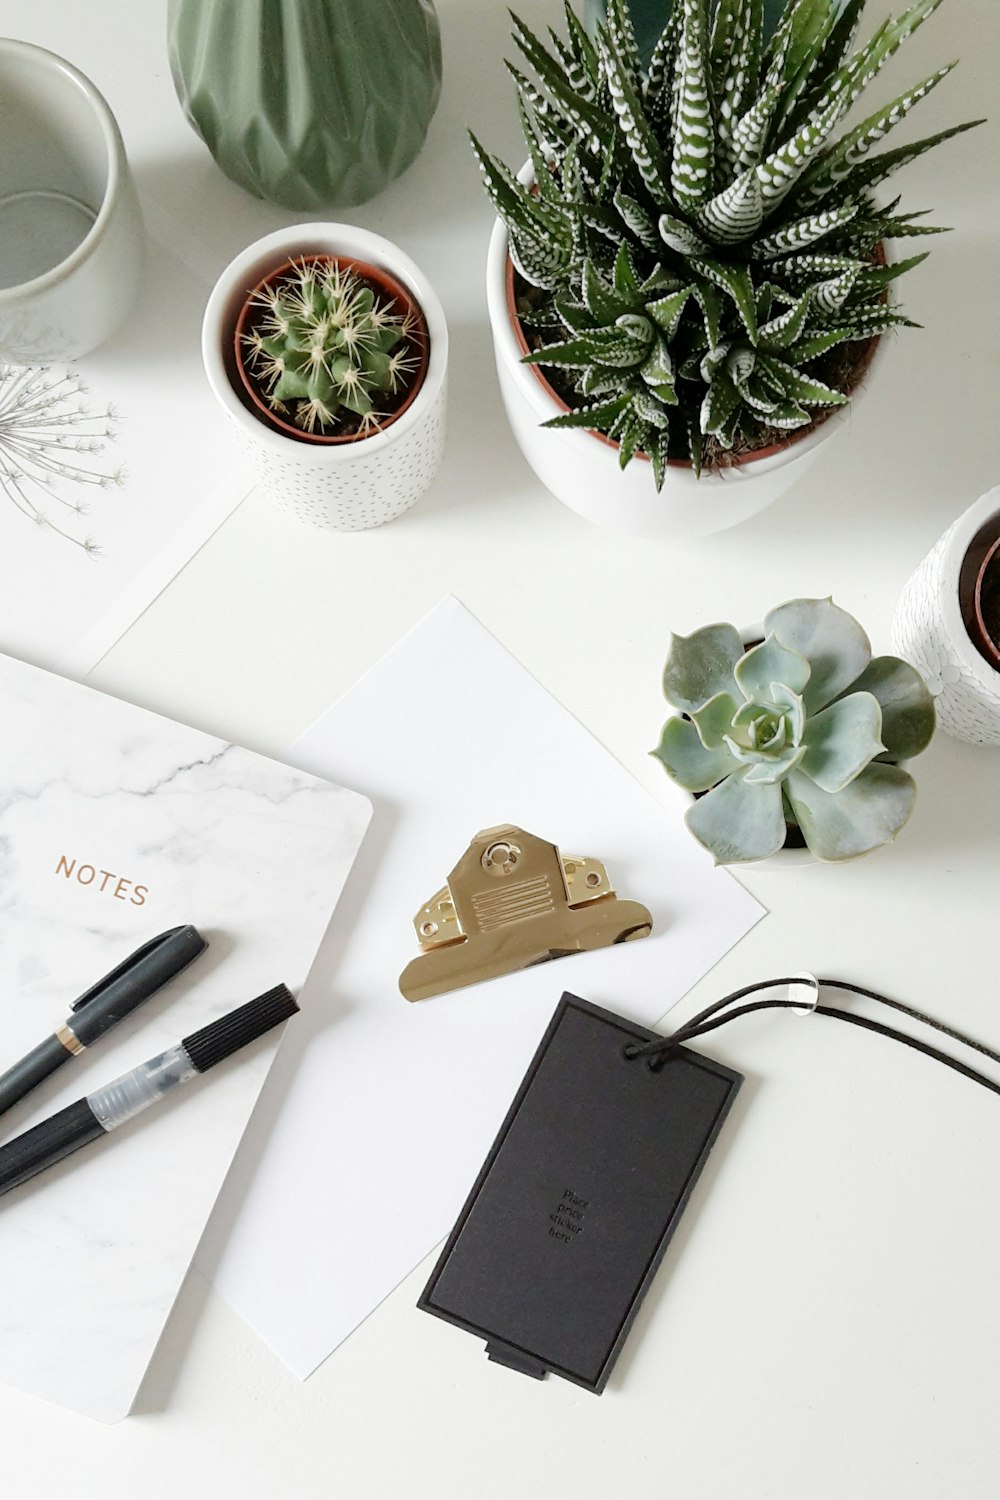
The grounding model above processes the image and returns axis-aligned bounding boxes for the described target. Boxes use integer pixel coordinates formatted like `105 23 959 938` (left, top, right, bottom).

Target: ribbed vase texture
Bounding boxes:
168 0 442 209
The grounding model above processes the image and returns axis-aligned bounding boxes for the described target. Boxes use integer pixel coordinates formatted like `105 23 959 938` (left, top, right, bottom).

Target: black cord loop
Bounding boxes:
624 977 1000 1098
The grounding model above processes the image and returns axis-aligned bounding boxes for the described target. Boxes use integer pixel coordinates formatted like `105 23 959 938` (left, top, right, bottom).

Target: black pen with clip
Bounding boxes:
0 925 207 1118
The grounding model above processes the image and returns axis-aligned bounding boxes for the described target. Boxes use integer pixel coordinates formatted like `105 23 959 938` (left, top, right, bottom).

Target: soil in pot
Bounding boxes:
234 254 430 445
958 517 1000 670
509 260 881 474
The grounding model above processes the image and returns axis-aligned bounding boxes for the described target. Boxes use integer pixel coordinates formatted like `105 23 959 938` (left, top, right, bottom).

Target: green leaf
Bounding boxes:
690 691 742 748
671 0 716 211
581 259 626 322
685 767 788 864
617 415 643 467
652 715 740 794
755 83 847 206
700 370 743 437
770 0 842 133
696 169 764 245
542 394 631 432
711 0 765 163
663 622 744 712
614 189 663 253
632 388 672 428
785 763 917 861
752 203 858 260
693 282 724 349
563 0 600 93
765 598 872 712
836 656 936 760
758 289 813 351
785 0 864 130
758 357 848 406
848 253 929 299
644 7 682 131
648 286 693 338
612 240 640 298
792 327 858 361
795 65 958 207
735 633 812 701
799 691 885 793
509 12 611 147
600 4 671 201
826 119 985 207
659 212 710 258
650 427 671 490
692 259 758 341
730 79 782 171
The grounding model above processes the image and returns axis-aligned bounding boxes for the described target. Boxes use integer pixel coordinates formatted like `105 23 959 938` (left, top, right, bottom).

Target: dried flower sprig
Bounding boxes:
0 364 125 554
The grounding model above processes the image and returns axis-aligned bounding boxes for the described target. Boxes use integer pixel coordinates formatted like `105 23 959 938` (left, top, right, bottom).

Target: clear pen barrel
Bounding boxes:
87 1044 196 1131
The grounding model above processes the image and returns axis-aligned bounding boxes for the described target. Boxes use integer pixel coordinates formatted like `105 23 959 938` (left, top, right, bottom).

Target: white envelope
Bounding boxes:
201 598 764 1377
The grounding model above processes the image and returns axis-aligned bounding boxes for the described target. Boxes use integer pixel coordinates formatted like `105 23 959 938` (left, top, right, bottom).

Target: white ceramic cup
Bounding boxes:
0 40 144 362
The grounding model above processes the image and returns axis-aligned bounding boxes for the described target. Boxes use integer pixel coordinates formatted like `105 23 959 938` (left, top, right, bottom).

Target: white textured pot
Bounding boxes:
485 191 885 541
892 485 1000 746
202 224 447 532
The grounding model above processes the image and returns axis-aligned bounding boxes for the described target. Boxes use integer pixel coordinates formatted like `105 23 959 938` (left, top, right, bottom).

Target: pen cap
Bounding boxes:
182 985 298 1073
70 925 207 1046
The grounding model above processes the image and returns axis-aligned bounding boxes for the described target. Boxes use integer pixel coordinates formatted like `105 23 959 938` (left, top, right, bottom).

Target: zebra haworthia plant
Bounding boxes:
653 597 936 863
472 0 982 485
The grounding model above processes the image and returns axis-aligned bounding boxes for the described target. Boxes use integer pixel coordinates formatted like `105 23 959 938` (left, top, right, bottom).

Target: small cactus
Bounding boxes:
240 258 421 437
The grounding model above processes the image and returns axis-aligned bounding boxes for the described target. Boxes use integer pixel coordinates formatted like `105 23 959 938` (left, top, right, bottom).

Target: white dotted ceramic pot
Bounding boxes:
485 166 885 541
202 224 447 531
892 485 1000 746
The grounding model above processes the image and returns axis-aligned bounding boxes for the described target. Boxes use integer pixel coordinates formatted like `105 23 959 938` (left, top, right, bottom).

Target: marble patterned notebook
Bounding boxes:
0 652 372 1422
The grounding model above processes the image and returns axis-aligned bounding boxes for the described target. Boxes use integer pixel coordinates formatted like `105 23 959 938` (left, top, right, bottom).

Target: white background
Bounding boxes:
1 1 999 1496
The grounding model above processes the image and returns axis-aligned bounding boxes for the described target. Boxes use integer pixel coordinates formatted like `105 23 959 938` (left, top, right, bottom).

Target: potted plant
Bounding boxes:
652 597 936 864
202 224 448 531
475 0 980 539
892 486 1000 746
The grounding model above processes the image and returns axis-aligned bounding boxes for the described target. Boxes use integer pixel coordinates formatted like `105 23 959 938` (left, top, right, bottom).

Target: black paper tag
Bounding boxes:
419 993 743 1393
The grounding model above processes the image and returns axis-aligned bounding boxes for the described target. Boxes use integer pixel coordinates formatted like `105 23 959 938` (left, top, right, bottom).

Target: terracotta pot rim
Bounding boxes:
503 253 881 473
233 253 430 446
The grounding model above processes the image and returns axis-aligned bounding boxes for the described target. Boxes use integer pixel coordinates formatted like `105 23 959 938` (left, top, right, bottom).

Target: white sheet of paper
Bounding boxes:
201 598 765 1378
0 232 249 678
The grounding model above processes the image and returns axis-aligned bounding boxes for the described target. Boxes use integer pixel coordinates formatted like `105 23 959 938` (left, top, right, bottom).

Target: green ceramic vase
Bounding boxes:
168 0 442 210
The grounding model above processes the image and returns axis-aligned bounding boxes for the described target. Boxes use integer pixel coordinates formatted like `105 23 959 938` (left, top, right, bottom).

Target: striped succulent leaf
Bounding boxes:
475 0 980 487
671 0 716 210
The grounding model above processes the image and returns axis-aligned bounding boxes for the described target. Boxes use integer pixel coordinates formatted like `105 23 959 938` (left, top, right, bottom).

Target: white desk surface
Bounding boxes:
2 2 999 1495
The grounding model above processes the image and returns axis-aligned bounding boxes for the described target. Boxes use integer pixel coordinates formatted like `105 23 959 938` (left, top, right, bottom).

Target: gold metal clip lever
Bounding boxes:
399 825 653 1002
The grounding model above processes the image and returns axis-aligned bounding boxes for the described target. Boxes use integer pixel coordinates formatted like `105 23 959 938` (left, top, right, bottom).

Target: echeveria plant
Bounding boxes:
473 0 981 484
653 597 935 862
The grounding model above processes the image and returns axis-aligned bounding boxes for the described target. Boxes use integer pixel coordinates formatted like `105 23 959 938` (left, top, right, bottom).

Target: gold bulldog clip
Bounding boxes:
399 825 653 1002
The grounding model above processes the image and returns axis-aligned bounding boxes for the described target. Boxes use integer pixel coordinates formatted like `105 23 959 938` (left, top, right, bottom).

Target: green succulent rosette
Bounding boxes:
653 597 936 862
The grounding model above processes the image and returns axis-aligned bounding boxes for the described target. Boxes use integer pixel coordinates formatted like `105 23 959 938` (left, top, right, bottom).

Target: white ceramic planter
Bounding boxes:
892 485 1000 746
0 40 144 362
485 190 885 541
202 224 448 532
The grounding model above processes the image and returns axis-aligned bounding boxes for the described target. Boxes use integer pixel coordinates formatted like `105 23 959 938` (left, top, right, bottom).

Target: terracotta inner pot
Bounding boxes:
234 254 430 445
958 516 1000 670
504 253 882 473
